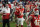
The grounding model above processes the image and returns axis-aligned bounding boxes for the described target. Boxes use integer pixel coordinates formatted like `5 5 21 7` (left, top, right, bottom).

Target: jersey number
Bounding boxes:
34 20 40 26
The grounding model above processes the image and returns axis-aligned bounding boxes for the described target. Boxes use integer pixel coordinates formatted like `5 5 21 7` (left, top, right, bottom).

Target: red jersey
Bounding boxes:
2 8 10 20
8 4 11 8
34 8 39 11
29 15 40 27
25 5 31 12
15 8 24 18
15 8 20 16
2 13 10 20
33 8 39 15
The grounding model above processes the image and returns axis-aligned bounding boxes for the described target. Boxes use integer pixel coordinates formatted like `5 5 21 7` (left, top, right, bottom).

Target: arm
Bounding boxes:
15 14 18 23
15 14 17 19
28 9 33 16
0 9 7 15
0 8 4 15
15 12 18 20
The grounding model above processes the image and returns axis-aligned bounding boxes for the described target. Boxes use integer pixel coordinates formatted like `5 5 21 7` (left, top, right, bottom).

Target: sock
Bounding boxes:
21 25 23 27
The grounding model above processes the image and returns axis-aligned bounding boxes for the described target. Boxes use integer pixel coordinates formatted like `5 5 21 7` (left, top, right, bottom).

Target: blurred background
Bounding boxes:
0 0 40 27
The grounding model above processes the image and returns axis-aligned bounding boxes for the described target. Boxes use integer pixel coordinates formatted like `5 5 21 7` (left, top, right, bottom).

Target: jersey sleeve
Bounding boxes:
29 15 34 19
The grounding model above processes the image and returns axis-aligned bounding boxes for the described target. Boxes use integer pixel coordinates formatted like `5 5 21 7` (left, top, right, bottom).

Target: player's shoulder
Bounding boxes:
29 14 34 17
16 8 19 10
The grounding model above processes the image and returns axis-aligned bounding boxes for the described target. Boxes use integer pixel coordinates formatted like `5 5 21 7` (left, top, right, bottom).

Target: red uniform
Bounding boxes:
34 8 39 11
15 8 24 18
2 8 10 20
15 8 24 27
18 8 24 18
33 8 39 15
8 4 11 8
15 8 20 16
25 5 31 13
2 13 10 19
29 15 40 27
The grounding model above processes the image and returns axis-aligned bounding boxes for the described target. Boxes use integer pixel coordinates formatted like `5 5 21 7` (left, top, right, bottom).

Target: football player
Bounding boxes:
26 8 40 27
15 5 24 27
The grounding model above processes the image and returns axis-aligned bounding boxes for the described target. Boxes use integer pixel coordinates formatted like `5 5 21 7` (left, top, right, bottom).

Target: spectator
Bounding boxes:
8 2 11 8
0 1 3 11
0 4 10 27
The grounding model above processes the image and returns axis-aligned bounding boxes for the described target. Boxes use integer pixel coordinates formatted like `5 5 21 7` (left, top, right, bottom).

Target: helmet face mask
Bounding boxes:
34 10 39 15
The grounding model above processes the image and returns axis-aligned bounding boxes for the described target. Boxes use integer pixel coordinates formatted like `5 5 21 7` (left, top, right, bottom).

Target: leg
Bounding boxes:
21 25 23 27
20 18 23 27
7 19 10 27
27 22 31 27
3 20 6 27
10 9 13 21
16 19 19 27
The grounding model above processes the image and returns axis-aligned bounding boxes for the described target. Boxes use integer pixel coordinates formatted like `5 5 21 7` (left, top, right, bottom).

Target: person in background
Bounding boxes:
0 1 3 11
8 2 13 21
0 4 10 27
26 9 40 27
8 2 11 9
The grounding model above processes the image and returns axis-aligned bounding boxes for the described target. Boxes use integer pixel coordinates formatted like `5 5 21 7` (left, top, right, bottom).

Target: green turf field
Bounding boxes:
0 22 27 27
0 15 27 27
0 14 2 20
